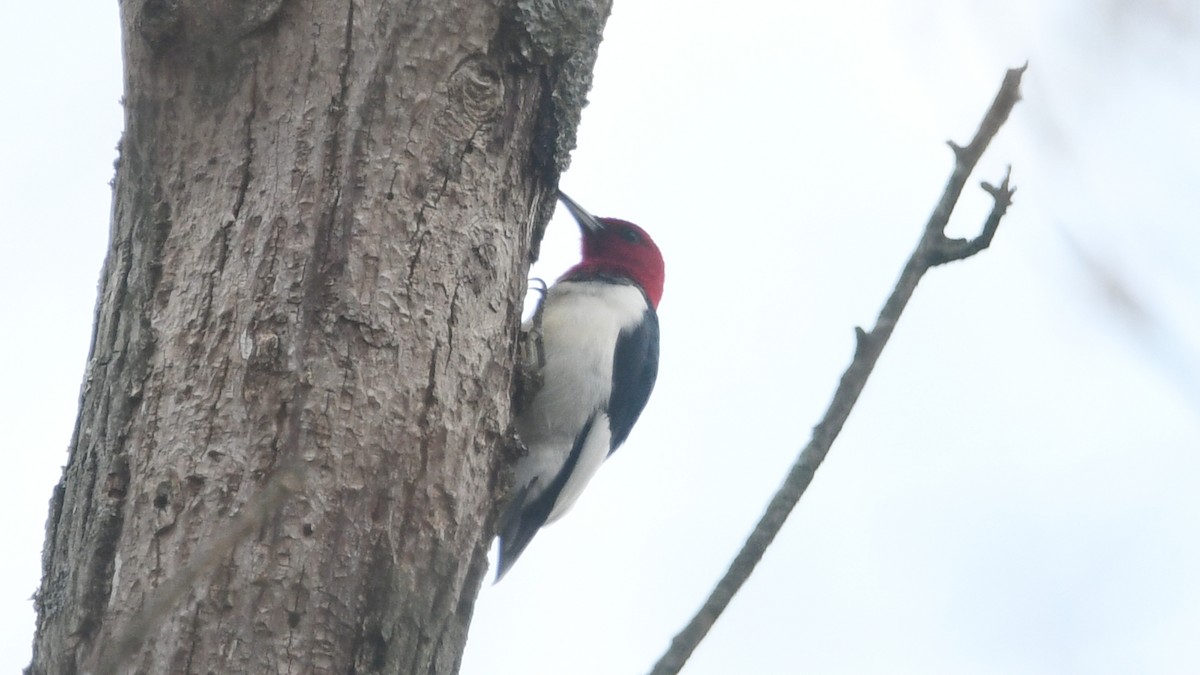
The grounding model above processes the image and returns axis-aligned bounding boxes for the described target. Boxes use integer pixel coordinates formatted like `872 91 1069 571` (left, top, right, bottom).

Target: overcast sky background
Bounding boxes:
3 1 1199 673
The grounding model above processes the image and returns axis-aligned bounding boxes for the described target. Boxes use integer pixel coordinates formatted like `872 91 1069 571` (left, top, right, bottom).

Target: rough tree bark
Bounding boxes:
29 1 610 673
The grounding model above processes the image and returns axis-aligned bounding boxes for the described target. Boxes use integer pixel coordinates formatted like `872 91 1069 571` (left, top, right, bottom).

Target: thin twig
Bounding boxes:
647 65 1025 675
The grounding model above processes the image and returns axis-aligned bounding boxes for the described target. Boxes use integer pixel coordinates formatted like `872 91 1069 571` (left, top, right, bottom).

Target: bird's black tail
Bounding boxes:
495 414 597 581
495 484 550 581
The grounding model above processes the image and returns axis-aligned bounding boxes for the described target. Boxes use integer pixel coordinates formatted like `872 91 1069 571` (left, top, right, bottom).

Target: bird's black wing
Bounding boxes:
607 307 659 453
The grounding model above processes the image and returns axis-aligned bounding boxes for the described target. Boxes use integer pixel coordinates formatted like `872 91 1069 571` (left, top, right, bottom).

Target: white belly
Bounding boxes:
514 280 648 519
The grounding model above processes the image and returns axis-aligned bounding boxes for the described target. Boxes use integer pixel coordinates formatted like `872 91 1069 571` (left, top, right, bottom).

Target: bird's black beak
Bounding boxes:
558 191 605 234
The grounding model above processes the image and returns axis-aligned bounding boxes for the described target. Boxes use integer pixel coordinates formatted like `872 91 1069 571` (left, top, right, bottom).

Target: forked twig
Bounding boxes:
648 65 1025 675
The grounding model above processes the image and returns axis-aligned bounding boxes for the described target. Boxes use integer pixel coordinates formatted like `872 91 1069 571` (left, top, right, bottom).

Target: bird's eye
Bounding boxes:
619 227 641 244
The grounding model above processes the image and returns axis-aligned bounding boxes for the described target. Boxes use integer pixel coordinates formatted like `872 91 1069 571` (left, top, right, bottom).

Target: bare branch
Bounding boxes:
928 168 1016 264
647 65 1026 675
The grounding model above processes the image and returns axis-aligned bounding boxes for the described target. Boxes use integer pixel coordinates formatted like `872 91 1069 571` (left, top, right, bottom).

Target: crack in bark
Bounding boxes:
284 565 306 668
413 119 486 240
392 340 442 574
405 230 429 288
198 216 235 356
180 601 201 673
446 283 462 366
202 359 232 450
231 61 258 221
253 216 284 303
332 0 355 122
419 342 440 465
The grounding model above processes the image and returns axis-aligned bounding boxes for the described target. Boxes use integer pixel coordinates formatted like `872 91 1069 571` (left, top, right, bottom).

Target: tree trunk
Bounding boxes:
28 1 609 672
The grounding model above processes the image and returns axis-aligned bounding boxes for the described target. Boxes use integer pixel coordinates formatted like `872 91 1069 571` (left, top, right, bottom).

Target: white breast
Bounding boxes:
515 280 649 520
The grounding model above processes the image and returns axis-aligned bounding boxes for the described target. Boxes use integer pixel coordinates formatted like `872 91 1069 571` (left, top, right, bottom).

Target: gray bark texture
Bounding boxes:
28 0 611 673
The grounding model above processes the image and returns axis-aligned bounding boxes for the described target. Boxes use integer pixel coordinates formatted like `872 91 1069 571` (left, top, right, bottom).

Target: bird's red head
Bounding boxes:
558 193 665 308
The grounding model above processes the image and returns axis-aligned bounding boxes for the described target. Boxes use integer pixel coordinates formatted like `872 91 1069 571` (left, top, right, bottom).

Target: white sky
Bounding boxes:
3 1 1199 673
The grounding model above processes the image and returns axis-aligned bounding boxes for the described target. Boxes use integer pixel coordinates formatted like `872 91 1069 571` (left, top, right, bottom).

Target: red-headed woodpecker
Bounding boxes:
496 192 664 580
